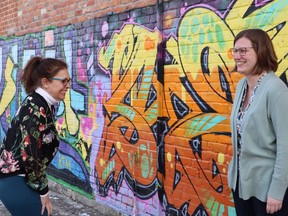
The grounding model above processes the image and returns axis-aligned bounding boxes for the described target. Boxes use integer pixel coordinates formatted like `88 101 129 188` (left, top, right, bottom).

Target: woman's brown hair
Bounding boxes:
232 29 278 75
20 57 68 94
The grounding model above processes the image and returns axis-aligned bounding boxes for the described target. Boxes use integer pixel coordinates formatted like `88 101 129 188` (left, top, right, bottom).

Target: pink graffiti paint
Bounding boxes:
77 56 87 83
102 21 109 38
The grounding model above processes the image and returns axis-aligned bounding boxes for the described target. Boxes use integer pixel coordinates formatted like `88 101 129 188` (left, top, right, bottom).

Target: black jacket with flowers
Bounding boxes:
0 92 59 195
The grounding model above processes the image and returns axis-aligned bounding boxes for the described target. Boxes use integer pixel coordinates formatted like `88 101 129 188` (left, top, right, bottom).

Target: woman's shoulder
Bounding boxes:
24 92 49 108
266 72 287 90
18 93 50 118
264 72 288 99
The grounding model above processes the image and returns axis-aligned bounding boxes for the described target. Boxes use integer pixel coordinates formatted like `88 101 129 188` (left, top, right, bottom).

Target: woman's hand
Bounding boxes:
266 196 282 214
40 193 53 216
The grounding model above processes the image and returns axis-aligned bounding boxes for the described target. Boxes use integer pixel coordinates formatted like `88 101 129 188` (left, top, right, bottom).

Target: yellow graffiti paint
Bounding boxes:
64 90 80 135
116 141 121 150
218 153 224 164
0 57 16 116
100 158 105 167
167 152 172 162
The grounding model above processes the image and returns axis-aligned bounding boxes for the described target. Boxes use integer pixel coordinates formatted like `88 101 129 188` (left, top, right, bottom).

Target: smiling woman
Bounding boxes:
228 29 288 216
43 68 71 101
0 57 69 216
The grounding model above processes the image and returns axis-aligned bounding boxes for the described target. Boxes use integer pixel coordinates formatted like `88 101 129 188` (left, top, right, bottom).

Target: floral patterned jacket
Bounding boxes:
0 92 59 195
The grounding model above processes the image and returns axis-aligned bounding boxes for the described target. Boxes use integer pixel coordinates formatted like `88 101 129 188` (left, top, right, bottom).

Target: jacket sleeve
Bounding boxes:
21 103 50 195
268 88 288 200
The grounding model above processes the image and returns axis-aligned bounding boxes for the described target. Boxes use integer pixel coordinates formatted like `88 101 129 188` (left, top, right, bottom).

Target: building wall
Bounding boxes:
0 0 288 215
0 0 156 36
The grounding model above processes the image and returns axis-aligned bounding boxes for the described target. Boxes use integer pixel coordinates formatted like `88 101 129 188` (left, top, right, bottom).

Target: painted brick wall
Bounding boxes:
0 0 288 215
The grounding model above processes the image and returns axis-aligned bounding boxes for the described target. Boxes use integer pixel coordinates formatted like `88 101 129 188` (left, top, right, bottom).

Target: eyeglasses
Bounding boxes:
49 77 71 86
229 47 254 56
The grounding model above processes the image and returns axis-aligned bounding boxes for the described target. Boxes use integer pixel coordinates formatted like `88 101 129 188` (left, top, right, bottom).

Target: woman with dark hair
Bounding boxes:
0 57 70 216
228 28 288 215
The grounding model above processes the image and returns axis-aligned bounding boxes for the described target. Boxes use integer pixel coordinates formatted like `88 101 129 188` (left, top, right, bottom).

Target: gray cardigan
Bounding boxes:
228 72 288 202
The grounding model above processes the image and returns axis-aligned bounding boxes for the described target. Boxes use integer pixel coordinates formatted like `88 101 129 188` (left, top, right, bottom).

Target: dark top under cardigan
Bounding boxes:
0 92 59 195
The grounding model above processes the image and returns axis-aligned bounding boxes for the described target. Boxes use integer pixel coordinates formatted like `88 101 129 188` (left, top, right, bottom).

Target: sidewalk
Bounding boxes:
0 182 120 216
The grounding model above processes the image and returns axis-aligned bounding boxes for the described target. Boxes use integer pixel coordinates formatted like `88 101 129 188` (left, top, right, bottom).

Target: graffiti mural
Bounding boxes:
0 0 288 215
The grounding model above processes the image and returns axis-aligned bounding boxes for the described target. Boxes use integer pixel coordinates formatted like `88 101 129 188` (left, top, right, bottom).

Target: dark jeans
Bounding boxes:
0 176 48 216
232 182 288 216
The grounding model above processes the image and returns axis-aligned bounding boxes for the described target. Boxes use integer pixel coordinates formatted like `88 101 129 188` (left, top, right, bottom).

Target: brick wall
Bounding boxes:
0 0 156 36
1 0 288 215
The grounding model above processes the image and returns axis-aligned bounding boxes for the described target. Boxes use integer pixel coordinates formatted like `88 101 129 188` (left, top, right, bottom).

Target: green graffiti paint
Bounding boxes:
215 24 225 49
102 159 115 180
141 153 149 178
